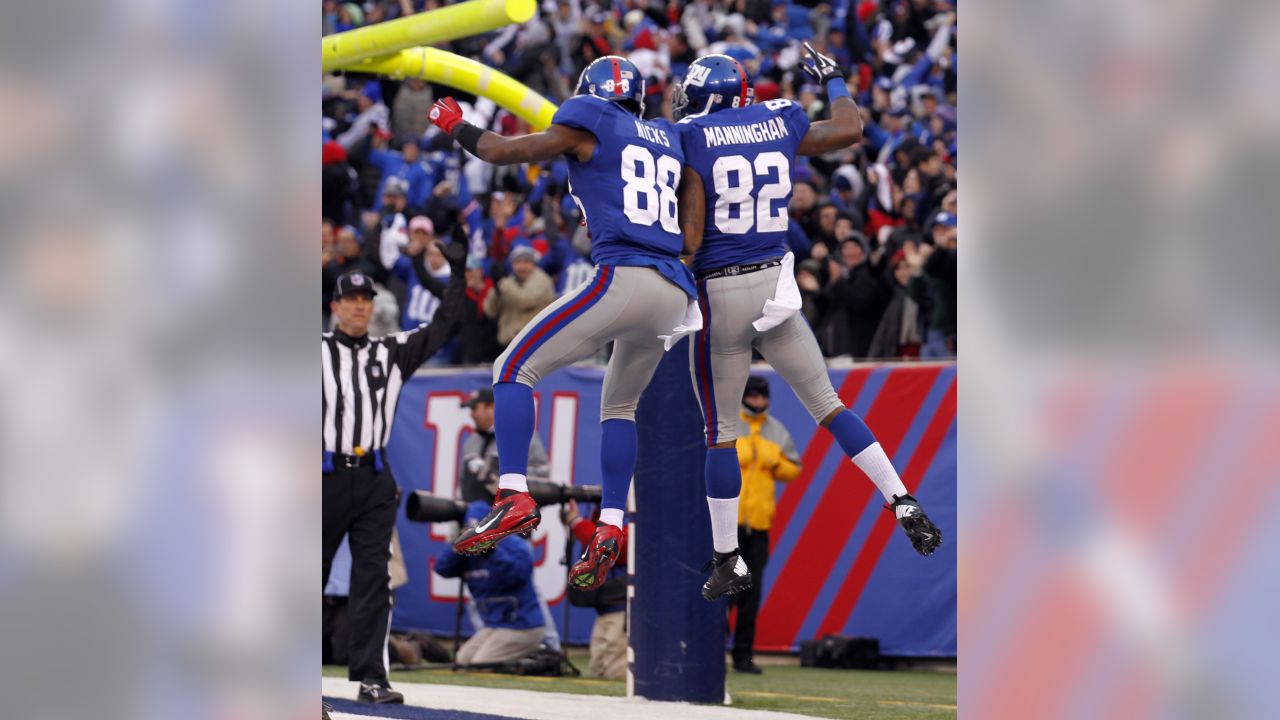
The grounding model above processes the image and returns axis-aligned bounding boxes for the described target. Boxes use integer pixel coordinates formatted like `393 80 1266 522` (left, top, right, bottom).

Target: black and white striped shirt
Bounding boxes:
322 304 463 456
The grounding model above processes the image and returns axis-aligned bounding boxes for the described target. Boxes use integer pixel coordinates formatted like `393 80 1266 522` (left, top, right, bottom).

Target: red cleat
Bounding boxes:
452 489 541 555
569 524 624 591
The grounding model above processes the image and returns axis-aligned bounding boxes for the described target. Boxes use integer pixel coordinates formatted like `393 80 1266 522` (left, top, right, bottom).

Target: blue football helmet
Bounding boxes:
672 54 755 121
576 55 646 115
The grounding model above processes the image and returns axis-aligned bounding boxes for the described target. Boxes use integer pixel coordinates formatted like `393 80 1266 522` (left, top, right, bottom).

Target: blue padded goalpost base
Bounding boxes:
630 338 726 703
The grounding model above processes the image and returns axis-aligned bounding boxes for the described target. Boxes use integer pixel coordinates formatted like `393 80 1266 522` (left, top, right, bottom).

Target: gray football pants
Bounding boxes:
689 265 845 445
493 264 689 422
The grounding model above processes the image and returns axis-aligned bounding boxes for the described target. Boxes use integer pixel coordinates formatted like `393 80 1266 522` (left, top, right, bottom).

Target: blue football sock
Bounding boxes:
705 447 742 554
600 419 637 512
493 382 535 477
828 409 909 502
704 447 742 499
826 409 876 458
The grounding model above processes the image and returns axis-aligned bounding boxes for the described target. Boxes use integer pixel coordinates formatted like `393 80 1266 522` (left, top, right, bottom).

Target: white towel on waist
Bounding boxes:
752 252 802 332
659 297 704 351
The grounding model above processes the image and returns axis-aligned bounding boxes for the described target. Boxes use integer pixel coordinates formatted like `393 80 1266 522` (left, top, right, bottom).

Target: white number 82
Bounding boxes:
711 151 792 234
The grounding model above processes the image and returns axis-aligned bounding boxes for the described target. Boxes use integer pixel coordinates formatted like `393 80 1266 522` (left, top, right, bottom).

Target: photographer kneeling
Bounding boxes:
436 502 545 667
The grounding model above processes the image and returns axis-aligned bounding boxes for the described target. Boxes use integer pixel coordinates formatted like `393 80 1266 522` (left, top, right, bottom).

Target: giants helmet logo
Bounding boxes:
686 64 712 87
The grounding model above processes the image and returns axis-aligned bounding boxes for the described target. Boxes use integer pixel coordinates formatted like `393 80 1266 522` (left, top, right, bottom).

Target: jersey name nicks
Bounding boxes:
634 120 672 147
701 116 790 148
555 97 686 260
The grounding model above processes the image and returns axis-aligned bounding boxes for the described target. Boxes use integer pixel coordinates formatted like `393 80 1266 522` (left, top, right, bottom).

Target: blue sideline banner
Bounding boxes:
385 363 956 655
386 367 606 645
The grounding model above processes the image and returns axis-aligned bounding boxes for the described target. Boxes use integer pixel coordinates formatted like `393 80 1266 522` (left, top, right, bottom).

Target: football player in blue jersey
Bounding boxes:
429 56 703 591
668 47 943 601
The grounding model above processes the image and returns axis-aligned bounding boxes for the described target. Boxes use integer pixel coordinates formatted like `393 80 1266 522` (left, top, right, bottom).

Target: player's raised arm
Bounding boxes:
428 97 595 165
678 165 705 259
796 43 864 157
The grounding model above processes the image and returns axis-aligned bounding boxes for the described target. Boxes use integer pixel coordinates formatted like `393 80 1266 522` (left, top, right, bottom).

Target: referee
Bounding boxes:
323 234 465 704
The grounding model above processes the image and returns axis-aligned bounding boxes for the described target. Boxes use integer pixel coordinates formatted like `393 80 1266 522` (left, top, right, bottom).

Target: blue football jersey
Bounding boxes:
553 95 695 298
672 99 811 274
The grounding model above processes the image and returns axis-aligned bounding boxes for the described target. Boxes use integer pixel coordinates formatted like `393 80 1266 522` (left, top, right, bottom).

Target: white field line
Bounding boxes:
322 677 818 720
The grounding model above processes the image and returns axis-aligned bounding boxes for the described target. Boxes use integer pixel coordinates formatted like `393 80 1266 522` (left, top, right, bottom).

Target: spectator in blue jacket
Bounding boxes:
436 502 545 667
540 229 594 297
368 135 432 212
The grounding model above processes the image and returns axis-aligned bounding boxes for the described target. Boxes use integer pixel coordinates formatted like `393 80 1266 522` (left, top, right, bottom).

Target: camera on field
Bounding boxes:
404 482 603 524
404 492 468 523
525 480 603 507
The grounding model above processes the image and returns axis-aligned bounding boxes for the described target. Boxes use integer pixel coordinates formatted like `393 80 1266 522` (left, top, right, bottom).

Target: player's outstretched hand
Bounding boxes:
429 97 465 135
800 42 845 84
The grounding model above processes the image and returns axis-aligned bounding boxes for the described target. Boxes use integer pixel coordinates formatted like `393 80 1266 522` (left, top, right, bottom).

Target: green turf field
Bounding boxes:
323 654 956 720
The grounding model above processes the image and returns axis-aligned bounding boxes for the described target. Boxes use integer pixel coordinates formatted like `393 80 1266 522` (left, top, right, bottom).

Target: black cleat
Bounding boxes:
322 700 333 720
357 681 404 705
733 661 764 674
701 550 752 600
891 494 942 556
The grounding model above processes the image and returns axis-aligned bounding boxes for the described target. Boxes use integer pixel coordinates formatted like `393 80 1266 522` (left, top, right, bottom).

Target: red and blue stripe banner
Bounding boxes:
384 362 955 655
756 362 956 655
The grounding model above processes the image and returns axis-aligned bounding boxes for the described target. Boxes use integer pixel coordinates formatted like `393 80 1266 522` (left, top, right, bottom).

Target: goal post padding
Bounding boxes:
629 338 726 703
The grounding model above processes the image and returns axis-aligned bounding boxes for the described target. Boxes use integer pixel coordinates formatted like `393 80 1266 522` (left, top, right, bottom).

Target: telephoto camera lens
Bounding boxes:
404 492 467 523
525 481 603 507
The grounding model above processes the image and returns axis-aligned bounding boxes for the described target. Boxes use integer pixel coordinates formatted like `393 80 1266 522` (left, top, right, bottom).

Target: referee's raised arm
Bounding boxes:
387 230 468 375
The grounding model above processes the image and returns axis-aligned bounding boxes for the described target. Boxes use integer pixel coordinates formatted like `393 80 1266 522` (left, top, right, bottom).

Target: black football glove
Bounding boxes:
800 42 846 84
438 223 469 274
451 220 469 247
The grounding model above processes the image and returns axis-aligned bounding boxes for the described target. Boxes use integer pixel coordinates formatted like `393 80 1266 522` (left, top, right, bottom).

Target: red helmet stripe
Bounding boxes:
734 59 748 107
611 57 622 95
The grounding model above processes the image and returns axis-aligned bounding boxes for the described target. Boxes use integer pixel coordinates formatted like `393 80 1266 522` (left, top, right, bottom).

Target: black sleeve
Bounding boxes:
847 277 878 312
411 253 448 300
831 270 881 313
356 238 391 284
924 246 949 278
824 275 852 307
907 274 934 311
391 242 468 373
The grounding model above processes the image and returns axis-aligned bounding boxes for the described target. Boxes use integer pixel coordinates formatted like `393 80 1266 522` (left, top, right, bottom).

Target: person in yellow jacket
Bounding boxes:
731 375 801 674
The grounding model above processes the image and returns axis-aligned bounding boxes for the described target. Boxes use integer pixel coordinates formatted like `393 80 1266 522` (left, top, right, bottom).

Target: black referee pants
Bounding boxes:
323 464 398 685
732 525 770 666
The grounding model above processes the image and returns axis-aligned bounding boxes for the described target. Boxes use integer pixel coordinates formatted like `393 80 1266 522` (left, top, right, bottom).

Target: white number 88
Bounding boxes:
621 144 681 234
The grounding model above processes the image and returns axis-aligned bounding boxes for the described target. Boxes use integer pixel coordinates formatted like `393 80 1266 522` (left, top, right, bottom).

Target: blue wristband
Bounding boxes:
827 77 851 100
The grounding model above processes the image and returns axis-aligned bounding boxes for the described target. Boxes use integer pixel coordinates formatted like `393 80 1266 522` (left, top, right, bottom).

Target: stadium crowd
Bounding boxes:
322 0 958 362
